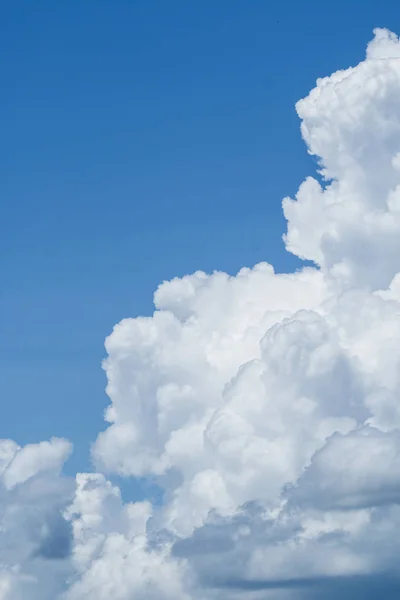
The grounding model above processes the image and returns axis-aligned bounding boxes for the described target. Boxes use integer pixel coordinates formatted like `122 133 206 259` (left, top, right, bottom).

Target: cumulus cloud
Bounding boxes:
2 437 72 490
284 29 400 291
289 426 400 510
0 438 73 599
4 26 400 599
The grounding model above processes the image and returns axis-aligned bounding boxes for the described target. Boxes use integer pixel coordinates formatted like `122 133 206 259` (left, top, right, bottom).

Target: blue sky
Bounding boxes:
2 0 399 476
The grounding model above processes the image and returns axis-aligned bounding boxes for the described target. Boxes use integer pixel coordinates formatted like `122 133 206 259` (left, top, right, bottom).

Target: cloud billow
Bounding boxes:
3 27 400 600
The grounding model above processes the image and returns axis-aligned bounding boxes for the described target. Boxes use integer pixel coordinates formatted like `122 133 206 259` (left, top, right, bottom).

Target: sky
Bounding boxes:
4 3 400 599
2 0 398 472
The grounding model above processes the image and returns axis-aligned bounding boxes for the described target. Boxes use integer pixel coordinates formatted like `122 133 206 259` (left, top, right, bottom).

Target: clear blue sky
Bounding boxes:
1 0 398 475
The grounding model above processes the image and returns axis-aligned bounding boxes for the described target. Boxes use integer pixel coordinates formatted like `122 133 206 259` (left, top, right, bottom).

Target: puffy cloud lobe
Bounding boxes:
63 474 191 600
94 267 326 479
5 26 400 599
3 437 72 490
0 438 73 599
289 426 400 510
284 28 400 291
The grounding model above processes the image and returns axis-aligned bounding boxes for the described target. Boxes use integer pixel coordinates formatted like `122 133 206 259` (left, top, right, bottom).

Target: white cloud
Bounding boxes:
284 28 400 291
289 426 400 510
3 438 72 490
0 439 73 599
4 26 400 599
93 265 326 486
63 473 191 600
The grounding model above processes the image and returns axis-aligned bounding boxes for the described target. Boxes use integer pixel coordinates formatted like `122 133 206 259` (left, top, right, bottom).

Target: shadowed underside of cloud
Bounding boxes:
216 573 400 599
3 26 400 600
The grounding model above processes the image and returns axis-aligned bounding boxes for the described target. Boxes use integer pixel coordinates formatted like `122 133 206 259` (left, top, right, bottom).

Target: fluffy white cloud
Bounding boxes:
0 438 73 599
94 267 326 486
2 437 72 490
289 426 400 510
4 26 400 600
283 29 400 291
62 473 191 600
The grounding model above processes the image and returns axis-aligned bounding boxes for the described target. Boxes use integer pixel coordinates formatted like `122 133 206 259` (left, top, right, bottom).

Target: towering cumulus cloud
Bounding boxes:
3 27 400 599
